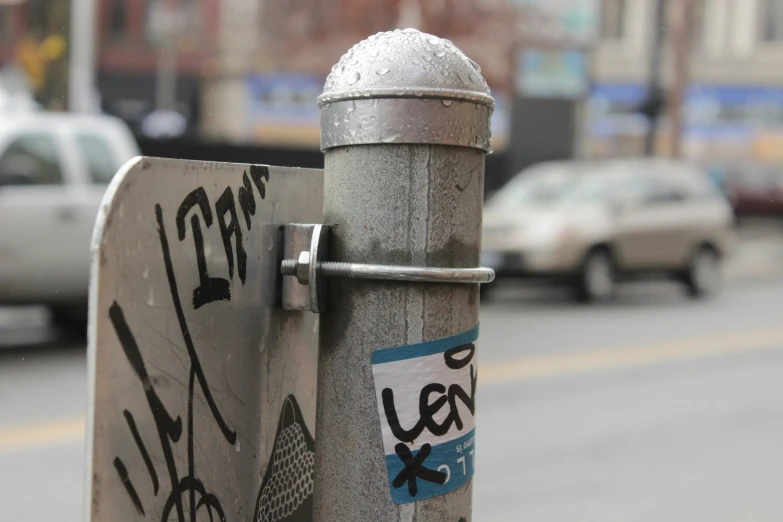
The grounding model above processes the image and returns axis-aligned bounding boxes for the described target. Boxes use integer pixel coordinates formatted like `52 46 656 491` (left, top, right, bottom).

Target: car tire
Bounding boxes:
575 248 615 303
480 280 495 302
684 246 722 298
50 305 88 338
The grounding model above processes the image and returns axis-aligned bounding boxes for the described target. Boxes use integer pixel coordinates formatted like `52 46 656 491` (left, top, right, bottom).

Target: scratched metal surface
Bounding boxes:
85 157 322 522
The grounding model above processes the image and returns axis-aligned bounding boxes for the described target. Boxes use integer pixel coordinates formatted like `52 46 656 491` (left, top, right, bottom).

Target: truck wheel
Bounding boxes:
684 246 722 298
575 249 615 303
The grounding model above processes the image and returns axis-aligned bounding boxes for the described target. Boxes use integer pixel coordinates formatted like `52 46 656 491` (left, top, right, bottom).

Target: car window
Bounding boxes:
626 175 685 205
559 175 613 203
75 134 120 183
684 169 725 200
0 133 64 185
488 172 573 208
773 169 783 190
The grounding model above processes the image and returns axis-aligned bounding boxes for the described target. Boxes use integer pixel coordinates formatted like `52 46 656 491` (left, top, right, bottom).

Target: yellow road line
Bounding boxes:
0 416 84 454
481 327 783 384
3 328 783 455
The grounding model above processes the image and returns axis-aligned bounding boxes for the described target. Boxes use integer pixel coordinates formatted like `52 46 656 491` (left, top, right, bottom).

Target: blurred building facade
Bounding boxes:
94 0 220 136
589 0 783 161
0 0 70 109
1 0 603 187
505 0 599 180
203 0 518 149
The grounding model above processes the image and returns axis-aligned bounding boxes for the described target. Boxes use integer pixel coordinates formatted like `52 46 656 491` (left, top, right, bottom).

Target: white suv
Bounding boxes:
0 112 139 328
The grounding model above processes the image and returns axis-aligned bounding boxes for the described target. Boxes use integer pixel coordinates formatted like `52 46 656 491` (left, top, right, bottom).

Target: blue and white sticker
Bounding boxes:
371 327 478 504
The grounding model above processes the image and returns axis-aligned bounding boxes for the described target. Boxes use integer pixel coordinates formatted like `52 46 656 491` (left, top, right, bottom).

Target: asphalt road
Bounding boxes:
2 275 783 521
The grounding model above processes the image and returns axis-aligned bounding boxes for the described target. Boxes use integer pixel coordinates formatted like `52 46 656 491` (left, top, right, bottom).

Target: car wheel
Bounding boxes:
480 280 496 302
576 249 615 303
684 246 722 298
50 305 88 338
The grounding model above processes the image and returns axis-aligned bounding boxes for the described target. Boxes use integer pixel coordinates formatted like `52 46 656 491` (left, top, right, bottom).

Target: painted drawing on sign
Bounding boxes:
107 167 269 520
371 327 479 504
254 396 315 522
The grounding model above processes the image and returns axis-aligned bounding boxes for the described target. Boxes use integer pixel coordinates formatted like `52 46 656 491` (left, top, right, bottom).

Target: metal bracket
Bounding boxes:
280 223 495 313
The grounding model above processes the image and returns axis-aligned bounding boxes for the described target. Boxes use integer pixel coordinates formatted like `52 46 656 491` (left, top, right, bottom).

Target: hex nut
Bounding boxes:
296 251 311 285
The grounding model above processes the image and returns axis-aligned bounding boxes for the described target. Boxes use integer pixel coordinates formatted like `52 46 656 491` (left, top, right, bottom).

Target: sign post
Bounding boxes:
86 29 493 522
312 29 493 522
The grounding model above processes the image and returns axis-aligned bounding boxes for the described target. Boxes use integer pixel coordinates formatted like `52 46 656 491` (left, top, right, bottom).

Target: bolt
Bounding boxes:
280 253 493 284
280 259 297 275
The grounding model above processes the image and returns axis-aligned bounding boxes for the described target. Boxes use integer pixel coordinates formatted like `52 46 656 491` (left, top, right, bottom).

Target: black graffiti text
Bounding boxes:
176 165 269 309
381 343 477 443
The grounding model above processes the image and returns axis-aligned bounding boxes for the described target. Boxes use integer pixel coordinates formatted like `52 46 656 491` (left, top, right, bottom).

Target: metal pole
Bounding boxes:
155 35 178 110
154 2 180 111
313 29 493 522
68 0 97 112
644 0 667 156
668 0 694 158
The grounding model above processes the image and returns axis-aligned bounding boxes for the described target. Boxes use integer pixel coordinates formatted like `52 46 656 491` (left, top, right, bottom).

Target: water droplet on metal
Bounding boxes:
414 90 424 97
428 36 440 45
402 28 419 34
369 49 379 57
468 58 482 73
381 134 400 143
434 48 446 58
346 70 361 85
346 100 356 113
456 70 472 85
423 54 432 62
442 99 453 107
376 66 390 75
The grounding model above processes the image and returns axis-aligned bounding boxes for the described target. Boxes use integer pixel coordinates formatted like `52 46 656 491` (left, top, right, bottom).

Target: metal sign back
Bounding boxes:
86 157 322 522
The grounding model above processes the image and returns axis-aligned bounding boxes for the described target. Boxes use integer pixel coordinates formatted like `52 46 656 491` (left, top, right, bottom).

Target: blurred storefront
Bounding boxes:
586 83 783 161
587 0 783 163
506 0 599 182
94 0 217 137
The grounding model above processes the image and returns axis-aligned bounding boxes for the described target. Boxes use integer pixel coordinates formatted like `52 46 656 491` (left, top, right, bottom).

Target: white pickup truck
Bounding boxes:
0 112 139 329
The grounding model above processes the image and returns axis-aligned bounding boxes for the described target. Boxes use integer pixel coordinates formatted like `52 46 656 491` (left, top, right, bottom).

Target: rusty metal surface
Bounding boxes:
86 157 323 522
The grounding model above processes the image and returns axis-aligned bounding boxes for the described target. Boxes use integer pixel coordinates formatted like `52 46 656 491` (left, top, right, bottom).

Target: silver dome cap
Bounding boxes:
318 28 494 108
318 29 494 152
